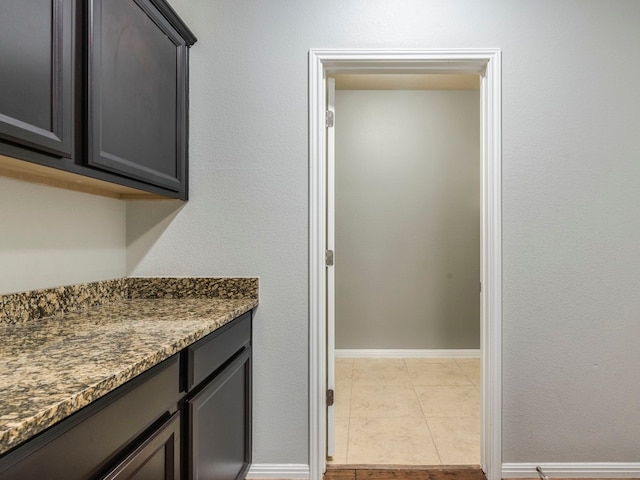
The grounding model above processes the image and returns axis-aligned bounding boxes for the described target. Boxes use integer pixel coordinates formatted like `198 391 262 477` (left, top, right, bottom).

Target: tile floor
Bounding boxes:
328 357 480 466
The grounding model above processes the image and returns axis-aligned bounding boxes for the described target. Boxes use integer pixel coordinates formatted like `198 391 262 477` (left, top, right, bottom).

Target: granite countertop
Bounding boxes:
0 278 258 456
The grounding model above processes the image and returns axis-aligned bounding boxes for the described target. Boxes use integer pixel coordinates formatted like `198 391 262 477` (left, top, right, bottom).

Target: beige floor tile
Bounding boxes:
336 358 354 381
415 385 480 418
351 383 422 418
334 379 352 418
329 357 480 466
454 358 480 365
428 417 480 465
352 358 412 385
347 417 441 465
456 359 481 387
407 362 473 386
404 358 457 365
327 417 349 464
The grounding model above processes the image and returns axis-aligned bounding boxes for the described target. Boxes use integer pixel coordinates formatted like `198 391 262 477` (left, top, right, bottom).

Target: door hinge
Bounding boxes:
325 249 334 266
327 389 334 406
325 110 334 128
480 282 482 293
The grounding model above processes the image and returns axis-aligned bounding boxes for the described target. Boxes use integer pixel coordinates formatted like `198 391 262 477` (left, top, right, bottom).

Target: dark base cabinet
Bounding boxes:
187 350 252 480
185 311 252 480
0 310 253 480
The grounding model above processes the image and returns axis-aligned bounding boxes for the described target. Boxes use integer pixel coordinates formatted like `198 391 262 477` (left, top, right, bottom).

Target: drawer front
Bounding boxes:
0 355 182 480
187 311 251 390
102 411 181 480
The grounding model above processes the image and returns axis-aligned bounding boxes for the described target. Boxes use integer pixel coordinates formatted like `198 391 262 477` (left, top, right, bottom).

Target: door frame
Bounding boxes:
309 48 502 480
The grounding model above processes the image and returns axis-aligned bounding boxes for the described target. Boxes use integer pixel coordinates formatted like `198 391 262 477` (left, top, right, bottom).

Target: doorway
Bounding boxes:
329 78 481 465
309 49 502 480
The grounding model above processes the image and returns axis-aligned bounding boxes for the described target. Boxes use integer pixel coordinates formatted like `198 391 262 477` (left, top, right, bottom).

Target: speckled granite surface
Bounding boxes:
0 277 258 325
0 278 258 456
127 277 258 300
0 279 128 325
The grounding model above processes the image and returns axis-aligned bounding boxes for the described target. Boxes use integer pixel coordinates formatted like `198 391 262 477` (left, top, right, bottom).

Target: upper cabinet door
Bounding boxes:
87 0 189 193
0 0 73 157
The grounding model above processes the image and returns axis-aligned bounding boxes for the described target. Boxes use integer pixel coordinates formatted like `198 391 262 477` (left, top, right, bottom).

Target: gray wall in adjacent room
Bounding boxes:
334 89 480 350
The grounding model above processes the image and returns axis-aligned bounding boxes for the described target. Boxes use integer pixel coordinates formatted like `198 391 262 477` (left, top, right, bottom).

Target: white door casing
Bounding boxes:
326 77 336 458
309 48 502 480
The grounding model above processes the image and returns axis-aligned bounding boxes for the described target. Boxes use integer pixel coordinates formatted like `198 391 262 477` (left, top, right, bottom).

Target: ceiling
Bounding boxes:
334 74 480 90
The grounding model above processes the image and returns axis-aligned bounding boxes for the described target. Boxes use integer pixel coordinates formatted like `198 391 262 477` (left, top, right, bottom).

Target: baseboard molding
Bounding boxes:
247 463 310 479
502 462 640 478
335 349 480 358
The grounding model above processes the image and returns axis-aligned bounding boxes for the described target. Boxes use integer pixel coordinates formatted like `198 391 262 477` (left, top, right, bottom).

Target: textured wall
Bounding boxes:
128 0 640 465
0 177 126 295
335 90 480 350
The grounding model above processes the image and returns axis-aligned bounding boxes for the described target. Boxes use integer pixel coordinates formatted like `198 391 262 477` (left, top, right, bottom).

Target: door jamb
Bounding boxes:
308 48 502 480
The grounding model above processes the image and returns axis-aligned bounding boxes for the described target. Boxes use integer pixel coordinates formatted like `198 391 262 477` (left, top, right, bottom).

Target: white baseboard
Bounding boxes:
502 462 640 478
247 463 310 479
335 348 480 358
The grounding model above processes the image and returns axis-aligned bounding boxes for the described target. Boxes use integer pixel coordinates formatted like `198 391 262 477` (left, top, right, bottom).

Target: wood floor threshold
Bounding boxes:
325 468 635 480
324 465 485 480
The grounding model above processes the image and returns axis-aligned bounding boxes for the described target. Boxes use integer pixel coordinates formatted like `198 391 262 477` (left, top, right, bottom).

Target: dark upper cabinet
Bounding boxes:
0 0 196 200
0 0 74 158
87 0 190 193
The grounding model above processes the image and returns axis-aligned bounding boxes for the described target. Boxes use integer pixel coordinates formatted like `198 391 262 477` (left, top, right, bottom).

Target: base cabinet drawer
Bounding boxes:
187 311 251 390
186 348 252 480
102 412 181 480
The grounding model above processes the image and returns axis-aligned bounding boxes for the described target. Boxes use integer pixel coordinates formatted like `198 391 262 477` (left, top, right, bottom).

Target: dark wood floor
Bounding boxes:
324 465 485 480
324 467 634 480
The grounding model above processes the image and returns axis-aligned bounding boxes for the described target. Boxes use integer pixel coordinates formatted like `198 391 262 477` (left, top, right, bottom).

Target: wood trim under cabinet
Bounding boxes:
0 154 167 200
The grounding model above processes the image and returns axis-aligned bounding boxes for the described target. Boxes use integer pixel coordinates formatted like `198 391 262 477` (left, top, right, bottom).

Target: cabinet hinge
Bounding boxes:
325 110 334 128
325 249 334 267
327 389 334 406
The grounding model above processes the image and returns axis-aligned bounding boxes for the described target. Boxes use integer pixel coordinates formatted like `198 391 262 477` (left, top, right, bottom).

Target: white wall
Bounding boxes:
129 0 640 467
335 89 480 350
0 177 126 295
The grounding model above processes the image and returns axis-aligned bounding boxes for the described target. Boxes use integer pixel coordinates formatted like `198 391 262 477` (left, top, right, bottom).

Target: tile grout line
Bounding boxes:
455 358 482 394
345 359 353 464
404 358 444 466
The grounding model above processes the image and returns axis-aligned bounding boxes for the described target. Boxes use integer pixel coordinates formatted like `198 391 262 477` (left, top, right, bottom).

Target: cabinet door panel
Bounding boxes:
0 0 73 156
187 349 252 480
88 0 187 192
